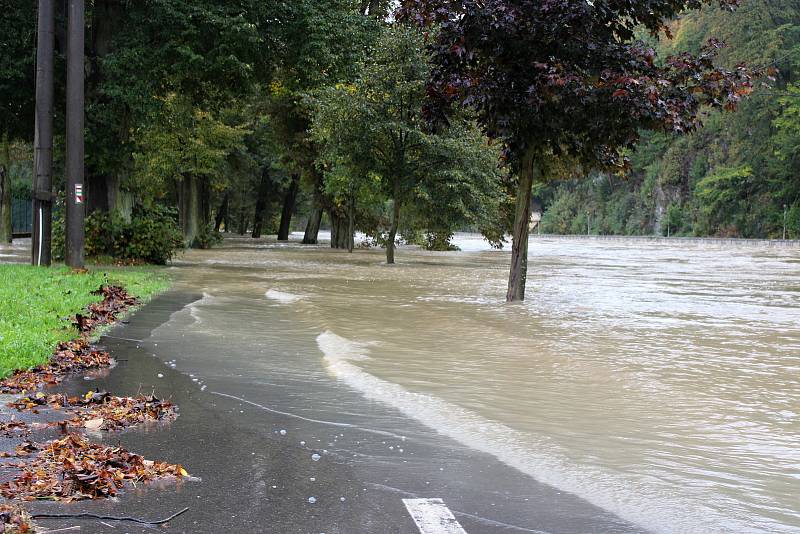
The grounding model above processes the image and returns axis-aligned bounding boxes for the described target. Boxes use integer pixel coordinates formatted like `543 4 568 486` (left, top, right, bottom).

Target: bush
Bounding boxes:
54 204 183 265
119 205 184 264
191 223 222 250
424 231 459 251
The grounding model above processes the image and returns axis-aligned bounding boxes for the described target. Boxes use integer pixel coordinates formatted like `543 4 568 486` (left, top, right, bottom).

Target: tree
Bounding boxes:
264 0 381 245
399 0 756 300
539 0 800 239
131 94 247 245
83 0 277 219
311 26 504 263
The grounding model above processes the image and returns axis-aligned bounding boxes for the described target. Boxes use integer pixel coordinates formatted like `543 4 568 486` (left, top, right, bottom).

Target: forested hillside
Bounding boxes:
540 0 800 238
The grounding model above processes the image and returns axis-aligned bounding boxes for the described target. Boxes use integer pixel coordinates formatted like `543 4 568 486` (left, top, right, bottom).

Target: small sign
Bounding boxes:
75 184 84 204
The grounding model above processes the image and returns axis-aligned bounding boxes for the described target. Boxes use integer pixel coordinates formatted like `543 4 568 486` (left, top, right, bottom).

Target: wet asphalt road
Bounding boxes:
17 290 643 534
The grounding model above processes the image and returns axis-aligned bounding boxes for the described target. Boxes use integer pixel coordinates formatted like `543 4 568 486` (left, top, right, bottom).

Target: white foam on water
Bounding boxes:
185 291 216 327
265 289 304 304
316 330 764 534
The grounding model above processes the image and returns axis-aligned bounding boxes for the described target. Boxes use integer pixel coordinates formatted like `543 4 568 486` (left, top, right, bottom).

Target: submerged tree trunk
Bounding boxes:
278 174 299 241
179 175 202 246
303 208 323 244
303 176 324 244
347 196 355 253
252 167 271 239
330 207 350 249
506 150 538 302
214 191 229 232
386 197 401 264
0 132 12 243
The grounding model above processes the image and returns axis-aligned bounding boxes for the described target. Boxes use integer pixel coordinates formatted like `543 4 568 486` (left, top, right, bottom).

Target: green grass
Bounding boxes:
0 265 170 378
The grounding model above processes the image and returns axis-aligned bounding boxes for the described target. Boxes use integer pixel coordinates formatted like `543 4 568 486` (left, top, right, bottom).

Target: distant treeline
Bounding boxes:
539 0 800 239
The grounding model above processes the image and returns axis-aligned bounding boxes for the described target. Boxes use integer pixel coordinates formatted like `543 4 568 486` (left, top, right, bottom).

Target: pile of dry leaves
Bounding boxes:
74 286 139 334
0 422 28 439
0 286 137 395
8 390 178 432
0 339 111 395
0 434 187 501
0 504 34 533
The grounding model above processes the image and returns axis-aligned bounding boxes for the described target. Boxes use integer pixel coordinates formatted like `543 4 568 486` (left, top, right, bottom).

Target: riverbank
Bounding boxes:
0 265 169 377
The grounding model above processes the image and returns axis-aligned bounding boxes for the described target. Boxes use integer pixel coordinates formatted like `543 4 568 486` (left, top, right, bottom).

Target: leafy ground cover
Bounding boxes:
0 265 168 377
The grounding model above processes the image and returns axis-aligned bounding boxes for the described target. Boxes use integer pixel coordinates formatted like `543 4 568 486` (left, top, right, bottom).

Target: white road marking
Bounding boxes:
403 498 468 534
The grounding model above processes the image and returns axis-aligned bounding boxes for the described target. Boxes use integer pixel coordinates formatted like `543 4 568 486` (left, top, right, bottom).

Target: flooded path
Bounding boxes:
166 234 799 533
2 234 798 533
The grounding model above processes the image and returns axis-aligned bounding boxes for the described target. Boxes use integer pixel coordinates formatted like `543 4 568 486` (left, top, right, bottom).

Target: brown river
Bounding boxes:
160 233 800 533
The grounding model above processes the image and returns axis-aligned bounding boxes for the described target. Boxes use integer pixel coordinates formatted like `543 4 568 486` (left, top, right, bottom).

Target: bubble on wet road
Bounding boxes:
308 496 317 504
279 429 287 436
311 453 321 461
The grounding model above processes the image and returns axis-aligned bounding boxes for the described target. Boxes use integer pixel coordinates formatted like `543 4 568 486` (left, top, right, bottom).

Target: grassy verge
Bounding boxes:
0 265 170 377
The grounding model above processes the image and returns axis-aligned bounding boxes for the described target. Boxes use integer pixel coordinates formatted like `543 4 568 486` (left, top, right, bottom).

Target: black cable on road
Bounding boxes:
32 506 189 525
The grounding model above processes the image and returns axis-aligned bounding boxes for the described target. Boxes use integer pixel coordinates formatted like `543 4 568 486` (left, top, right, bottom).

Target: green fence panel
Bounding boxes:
12 198 32 234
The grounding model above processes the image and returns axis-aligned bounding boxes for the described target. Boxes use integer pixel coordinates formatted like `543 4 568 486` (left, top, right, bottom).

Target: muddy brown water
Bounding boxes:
2 234 798 533
157 233 800 534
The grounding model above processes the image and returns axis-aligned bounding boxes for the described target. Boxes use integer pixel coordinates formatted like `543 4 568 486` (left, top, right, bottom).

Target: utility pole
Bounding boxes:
783 204 788 240
32 0 55 267
65 0 85 267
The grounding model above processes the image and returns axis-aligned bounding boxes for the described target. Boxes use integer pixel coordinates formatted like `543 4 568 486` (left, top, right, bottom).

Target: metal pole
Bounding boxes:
32 0 55 266
586 211 590 236
65 0 85 267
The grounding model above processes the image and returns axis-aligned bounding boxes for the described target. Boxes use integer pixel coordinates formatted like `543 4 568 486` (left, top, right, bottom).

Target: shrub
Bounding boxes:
424 231 459 251
117 205 184 264
191 223 222 250
54 204 183 265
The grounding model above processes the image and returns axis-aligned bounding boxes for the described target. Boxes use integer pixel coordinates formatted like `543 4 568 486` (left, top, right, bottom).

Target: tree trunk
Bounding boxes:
330 208 350 249
278 174 299 241
506 150 537 302
85 0 123 217
303 176 324 244
200 177 210 230
303 208 322 244
386 197 401 264
214 191 229 232
252 167 271 239
0 132 12 243
179 174 201 245
347 196 355 253
86 174 108 214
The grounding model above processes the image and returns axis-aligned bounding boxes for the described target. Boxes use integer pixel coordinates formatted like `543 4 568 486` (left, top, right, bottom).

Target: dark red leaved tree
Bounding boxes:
398 0 759 301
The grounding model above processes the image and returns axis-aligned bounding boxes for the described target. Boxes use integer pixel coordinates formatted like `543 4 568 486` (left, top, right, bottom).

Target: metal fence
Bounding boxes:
12 198 32 235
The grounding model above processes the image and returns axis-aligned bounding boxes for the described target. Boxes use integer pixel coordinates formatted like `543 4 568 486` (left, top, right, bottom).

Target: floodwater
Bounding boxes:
102 234 800 532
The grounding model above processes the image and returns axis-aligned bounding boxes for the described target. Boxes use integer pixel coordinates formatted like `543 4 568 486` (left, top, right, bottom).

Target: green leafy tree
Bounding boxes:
539 0 800 240
132 94 248 245
311 26 504 263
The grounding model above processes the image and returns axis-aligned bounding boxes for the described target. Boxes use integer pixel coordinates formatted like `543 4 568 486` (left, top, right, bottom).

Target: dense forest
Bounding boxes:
539 0 800 238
